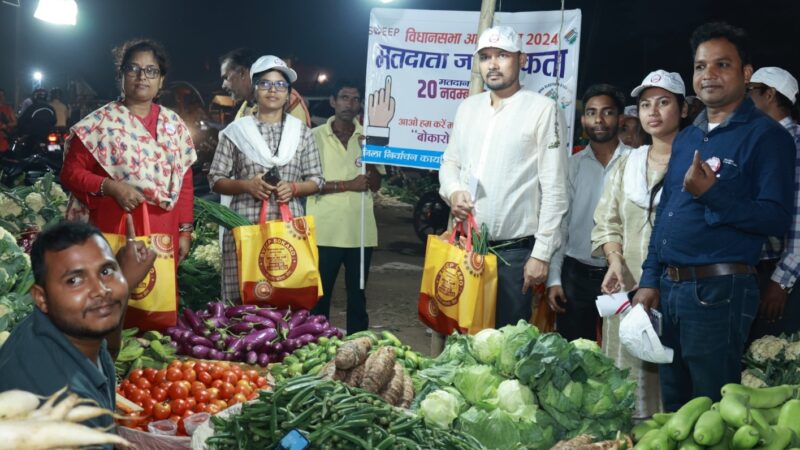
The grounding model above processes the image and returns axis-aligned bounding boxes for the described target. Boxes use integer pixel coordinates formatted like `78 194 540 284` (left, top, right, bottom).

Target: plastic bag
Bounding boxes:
619 304 673 364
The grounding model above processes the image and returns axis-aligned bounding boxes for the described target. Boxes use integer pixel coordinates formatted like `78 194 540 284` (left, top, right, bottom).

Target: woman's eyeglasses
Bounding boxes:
123 64 161 79
255 80 290 92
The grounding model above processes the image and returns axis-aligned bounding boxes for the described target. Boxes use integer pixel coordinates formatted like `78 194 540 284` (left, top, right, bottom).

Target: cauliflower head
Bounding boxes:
784 340 800 362
741 370 767 388
748 335 788 364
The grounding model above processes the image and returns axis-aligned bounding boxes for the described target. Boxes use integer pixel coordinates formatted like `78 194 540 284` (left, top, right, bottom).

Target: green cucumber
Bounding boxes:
666 396 713 441
722 384 796 409
732 425 761 449
694 409 726 446
753 425 793 450
777 399 800 437
707 426 735 450
678 434 703 450
633 419 661 442
722 393 752 428
653 412 676 425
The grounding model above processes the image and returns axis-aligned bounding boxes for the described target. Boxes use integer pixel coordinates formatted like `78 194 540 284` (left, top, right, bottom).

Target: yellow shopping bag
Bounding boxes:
418 216 497 335
104 204 177 332
232 201 323 309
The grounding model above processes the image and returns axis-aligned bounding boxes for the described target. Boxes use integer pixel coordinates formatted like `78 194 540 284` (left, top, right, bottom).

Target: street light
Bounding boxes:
317 73 329 84
34 0 77 26
32 71 43 89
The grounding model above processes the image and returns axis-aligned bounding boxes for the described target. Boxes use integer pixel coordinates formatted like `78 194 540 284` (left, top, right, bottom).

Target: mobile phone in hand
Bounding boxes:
263 167 281 186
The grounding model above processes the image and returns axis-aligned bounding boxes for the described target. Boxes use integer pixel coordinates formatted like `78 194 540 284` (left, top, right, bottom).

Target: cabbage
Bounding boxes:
453 364 502 405
458 407 521 450
419 389 463 429
472 328 503 364
496 379 537 420
571 338 600 352
496 320 539 376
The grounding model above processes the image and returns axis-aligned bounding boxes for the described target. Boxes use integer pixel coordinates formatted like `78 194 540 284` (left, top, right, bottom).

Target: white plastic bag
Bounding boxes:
619 304 674 364
595 292 630 317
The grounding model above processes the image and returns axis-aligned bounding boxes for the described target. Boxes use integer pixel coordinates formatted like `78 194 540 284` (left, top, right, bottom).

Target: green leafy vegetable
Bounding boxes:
419 389 464 429
495 319 539 377
472 328 503 364
453 364 502 405
496 379 537 420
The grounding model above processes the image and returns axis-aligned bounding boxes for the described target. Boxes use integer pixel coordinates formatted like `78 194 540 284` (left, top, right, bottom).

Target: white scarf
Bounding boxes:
220 114 302 169
623 145 661 209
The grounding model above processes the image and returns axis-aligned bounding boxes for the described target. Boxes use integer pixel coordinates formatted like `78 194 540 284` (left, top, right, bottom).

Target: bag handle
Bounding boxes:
448 215 473 253
115 202 152 236
258 200 293 224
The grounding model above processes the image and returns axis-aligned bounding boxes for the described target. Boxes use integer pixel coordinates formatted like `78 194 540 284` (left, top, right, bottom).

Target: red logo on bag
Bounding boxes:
153 234 174 257
254 281 274 300
130 267 157 300
428 298 440 317
434 262 465 306
289 218 308 239
258 237 298 282
466 252 484 276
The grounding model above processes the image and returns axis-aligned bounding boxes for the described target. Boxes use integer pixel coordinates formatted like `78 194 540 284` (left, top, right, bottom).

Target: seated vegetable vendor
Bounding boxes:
0 220 154 431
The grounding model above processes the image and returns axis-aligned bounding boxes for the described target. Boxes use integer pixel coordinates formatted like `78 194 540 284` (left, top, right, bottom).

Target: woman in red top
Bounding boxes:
61 38 196 330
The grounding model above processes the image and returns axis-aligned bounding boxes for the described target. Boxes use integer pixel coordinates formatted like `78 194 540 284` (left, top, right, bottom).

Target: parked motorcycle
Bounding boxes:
0 132 65 187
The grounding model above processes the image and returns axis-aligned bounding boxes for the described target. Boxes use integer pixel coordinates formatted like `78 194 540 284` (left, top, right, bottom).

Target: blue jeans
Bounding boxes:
658 273 759 411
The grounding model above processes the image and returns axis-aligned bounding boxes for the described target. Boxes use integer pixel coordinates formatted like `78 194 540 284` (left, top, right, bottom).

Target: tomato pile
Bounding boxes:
116 359 269 434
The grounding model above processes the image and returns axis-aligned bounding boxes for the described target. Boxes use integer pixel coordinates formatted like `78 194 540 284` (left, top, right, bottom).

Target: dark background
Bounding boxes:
1 0 798 105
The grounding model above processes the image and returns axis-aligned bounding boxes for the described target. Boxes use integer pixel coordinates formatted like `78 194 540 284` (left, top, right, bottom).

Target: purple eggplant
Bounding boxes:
278 351 290 360
208 331 222 342
228 322 254 335
228 336 246 355
254 308 284 322
191 345 212 359
209 302 225 319
164 326 183 339
245 350 258 365
183 308 206 336
321 327 340 338
177 316 190 330
242 314 276 327
207 348 226 360
306 315 328 325
288 310 310 328
243 328 279 352
287 322 328 339
257 353 270 367
297 333 316 346
188 335 214 347
224 304 257 318
283 338 301 353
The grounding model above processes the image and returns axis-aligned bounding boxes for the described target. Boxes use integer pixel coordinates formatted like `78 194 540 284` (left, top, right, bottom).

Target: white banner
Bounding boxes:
363 8 582 169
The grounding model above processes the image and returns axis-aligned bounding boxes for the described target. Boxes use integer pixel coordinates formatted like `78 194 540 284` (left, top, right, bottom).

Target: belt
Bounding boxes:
488 236 535 250
665 263 756 282
564 255 607 280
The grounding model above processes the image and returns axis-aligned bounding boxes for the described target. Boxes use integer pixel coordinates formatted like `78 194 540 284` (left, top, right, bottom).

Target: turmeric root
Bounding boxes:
360 346 396 393
399 372 415 408
334 337 372 370
378 363 405 406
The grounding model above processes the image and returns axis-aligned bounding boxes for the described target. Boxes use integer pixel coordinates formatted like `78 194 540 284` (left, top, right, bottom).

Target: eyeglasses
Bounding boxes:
255 80 290 92
123 64 161 79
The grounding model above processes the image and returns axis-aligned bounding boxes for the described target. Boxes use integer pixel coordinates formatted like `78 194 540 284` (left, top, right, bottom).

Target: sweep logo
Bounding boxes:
258 237 298 282
434 262 465 306
130 267 157 300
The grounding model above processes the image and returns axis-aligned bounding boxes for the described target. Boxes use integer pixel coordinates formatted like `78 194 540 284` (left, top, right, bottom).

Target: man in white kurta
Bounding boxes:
438 25 569 327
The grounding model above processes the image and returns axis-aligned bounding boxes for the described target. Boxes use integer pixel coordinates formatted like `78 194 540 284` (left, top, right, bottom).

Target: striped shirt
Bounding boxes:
208 119 324 301
763 117 800 289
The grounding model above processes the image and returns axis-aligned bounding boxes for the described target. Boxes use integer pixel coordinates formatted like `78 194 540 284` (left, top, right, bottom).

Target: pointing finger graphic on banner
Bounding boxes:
367 76 396 146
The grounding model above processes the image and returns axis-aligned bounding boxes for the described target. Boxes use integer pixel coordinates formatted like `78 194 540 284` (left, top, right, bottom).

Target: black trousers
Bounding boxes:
555 256 605 341
311 246 373 333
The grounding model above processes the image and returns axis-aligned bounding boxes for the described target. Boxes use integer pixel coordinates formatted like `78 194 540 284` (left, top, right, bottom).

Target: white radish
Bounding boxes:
0 420 132 449
0 390 40 419
64 405 126 423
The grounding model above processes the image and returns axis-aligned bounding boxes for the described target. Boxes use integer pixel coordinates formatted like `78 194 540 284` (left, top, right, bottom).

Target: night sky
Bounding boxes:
1 0 798 106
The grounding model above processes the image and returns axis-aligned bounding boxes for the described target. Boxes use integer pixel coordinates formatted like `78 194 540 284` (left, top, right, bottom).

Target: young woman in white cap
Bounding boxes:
591 69 688 418
208 55 324 302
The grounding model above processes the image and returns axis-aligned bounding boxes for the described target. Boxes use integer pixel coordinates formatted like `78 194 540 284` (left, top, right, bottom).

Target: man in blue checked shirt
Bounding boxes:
633 22 796 411
746 66 800 341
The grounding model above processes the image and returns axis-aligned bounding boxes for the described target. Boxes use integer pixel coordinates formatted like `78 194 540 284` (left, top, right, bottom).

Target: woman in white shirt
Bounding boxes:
591 70 689 418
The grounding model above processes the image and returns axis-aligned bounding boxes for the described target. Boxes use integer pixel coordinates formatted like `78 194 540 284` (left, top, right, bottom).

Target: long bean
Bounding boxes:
206 378 480 450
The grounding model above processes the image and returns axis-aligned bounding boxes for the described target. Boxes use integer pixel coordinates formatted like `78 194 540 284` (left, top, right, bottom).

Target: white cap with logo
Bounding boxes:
751 67 798 104
250 55 297 83
474 25 522 55
630 70 686 97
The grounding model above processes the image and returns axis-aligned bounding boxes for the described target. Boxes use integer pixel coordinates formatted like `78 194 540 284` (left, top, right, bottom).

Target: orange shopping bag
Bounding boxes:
232 201 322 309
418 216 497 335
104 204 177 331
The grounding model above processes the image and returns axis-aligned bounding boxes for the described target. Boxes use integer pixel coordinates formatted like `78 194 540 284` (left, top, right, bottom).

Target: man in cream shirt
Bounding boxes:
439 25 569 327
